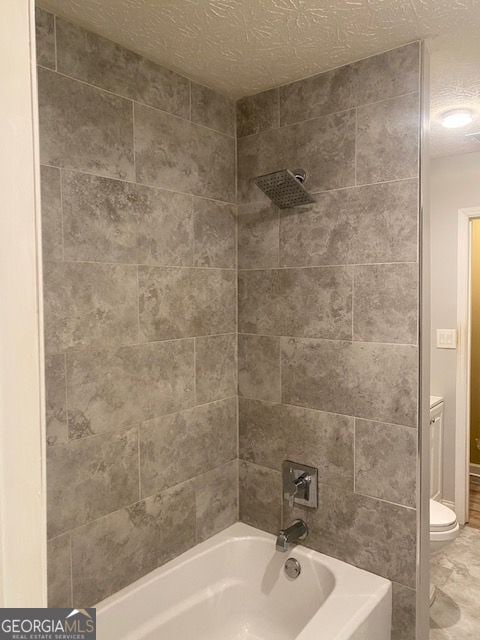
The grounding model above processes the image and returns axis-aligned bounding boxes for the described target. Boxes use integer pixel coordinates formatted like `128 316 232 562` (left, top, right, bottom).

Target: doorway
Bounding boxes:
455 208 480 527
468 219 480 528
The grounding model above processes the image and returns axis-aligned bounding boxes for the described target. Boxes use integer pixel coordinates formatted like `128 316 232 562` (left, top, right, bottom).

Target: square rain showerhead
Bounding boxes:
254 169 315 209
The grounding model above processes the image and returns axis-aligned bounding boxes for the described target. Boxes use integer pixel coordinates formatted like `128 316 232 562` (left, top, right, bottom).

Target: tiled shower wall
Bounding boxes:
36 7 237 606
236 44 421 640
37 6 421 635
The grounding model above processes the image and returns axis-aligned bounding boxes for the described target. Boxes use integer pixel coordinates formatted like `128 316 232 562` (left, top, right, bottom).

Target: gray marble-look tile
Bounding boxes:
279 43 419 126
239 398 353 488
239 460 282 535
238 201 279 269
38 67 134 180
430 525 480 583
195 460 238 542
356 93 420 185
47 427 139 538
48 534 71 608
195 334 237 404
280 65 354 127
62 171 193 266
281 338 418 427
392 582 416 640
355 419 417 508
138 266 235 341
238 334 281 403
45 353 67 447
135 103 235 202
304 484 416 587
352 42 420 107
238 267 352 339
430 526 480 639
353 263 418 344
193 198 236 268
56 18 189 118
236 89 279 138
139 398 237 496
237 109 356 203
71 482 196 605
66 340 194 438
280 179 418 266
43 261 138 354
35 7 55 70
191 83 235 136
431 561 454 590
40 165 63 261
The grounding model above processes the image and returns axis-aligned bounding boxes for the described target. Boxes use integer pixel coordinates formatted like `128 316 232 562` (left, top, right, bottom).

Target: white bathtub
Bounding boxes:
97 522 392 640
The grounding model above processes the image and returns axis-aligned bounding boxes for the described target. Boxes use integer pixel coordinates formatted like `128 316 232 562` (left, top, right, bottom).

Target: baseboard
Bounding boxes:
469 463 480 477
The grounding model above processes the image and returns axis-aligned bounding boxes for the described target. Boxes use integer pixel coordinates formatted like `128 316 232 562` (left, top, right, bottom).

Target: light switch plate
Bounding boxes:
436 329 457 349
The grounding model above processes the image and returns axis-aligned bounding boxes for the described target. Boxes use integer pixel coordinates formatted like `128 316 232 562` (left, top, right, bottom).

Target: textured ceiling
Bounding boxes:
429 33 480 157
38 0 480 157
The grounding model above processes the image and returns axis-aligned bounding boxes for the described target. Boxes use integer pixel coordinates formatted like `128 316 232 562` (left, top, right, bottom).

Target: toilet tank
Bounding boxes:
430 396 444 500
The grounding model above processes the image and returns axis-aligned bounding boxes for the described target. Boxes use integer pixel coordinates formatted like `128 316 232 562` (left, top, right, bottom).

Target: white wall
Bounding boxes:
430 151 480 502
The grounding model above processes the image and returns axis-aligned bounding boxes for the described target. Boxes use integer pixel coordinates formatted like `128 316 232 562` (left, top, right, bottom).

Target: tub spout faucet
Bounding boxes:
276 519 308 552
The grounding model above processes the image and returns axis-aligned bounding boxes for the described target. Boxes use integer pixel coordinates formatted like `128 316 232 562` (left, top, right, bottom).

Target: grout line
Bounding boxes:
351 267 355 340
354 107 358 186
69 534 74 607
237 395 416 431
237 331 418 348
353 489 416 511
238 262 418 271
188 80 192 122
135 265 141 343
53 14 58 72
38 163 237 207
238 176 417 207
63 351 69 442
240 458 415 513
267 41 420 100
51 332 237 359
137 425 142 500
49 396 239 449
237 90 418 140
193 337 197 405
132 102 137 180
37 66 235 140
48 458 238 542
353 418 356 493
44 257 236 271
59 168 65 261
275 87 281 129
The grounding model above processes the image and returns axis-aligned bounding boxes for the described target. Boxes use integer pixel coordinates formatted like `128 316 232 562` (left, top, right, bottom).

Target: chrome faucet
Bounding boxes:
276 519 308 552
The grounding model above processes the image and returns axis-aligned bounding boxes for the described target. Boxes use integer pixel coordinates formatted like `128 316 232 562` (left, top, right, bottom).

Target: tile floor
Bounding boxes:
430 525 480 638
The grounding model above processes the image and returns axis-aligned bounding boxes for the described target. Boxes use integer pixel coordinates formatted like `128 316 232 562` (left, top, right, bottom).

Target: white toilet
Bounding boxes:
430 498 459 604
429 396 459 603
430 499 459 555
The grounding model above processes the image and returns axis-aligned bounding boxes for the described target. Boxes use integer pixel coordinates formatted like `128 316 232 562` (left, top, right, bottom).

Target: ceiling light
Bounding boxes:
441 109 473 129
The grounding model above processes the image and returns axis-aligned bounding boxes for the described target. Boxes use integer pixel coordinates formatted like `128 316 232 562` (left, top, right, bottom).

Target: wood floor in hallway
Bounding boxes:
469 476 480 530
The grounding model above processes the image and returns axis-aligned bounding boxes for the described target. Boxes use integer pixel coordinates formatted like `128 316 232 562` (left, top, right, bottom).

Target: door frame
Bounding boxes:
0 0 47 606
455 206 480 525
